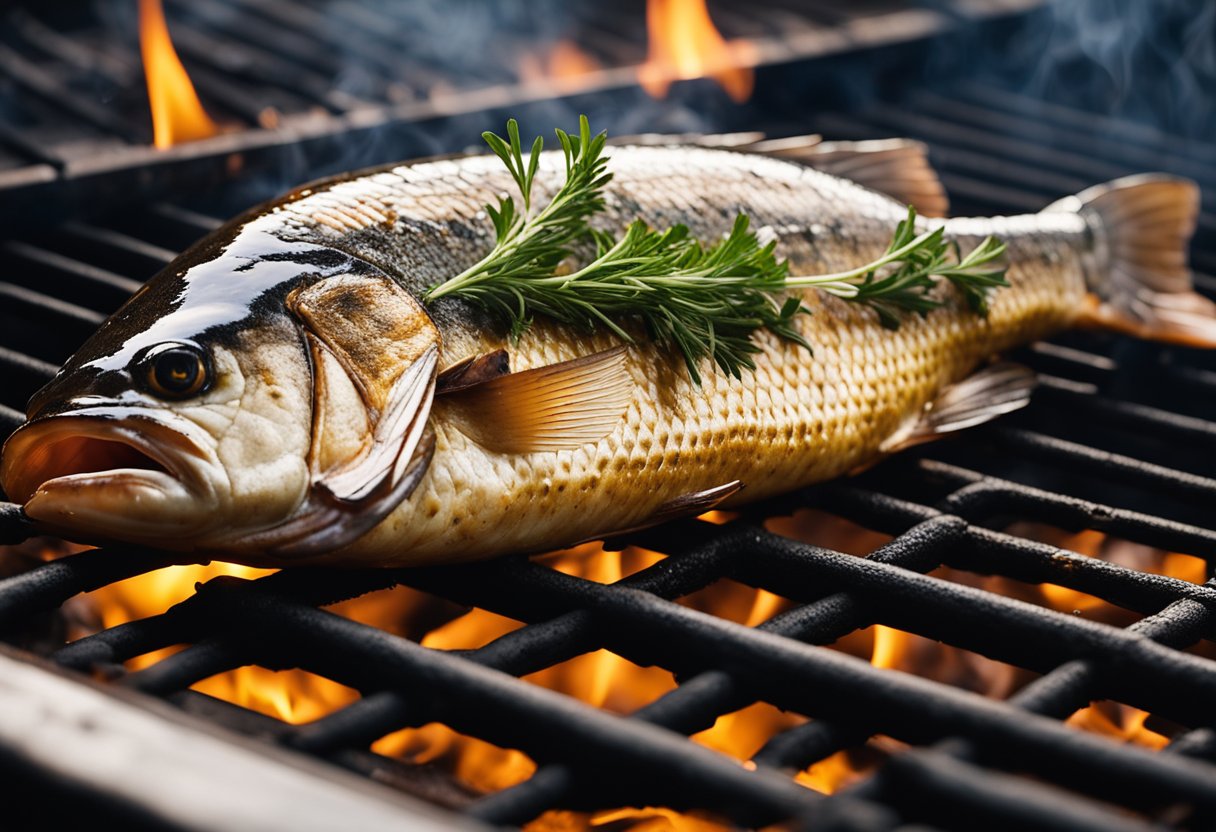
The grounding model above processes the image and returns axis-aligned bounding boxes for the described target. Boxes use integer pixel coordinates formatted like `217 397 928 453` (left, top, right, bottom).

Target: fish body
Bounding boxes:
1 142 1206 566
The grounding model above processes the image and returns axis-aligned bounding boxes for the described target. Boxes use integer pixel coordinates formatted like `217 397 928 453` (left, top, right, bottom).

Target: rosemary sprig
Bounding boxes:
937 235 1010 315
544 216 808 384
426 118 1010 383
426 115 611 307
786 206 1009 329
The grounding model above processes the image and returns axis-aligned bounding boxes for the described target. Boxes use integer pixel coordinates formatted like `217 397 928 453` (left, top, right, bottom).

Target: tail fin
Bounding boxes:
1047 174 1216 347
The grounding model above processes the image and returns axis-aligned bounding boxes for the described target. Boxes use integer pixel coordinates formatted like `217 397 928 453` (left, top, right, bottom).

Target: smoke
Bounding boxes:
91 0 1216 217
1006 0 1216 139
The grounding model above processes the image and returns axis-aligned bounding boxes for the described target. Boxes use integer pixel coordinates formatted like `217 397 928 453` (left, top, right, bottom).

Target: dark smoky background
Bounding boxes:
191 0 1215 212
1006 0 1216 141
757 0 1216 137
6 0 1210 218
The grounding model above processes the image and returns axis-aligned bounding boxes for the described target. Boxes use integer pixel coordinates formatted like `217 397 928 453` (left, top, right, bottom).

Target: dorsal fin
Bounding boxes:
440 346 632 454
778 138 949 218
615 132 948 217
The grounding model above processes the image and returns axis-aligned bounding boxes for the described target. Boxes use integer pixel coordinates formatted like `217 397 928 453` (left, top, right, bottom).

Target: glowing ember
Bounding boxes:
637 0 755 102
138 0 218 149
796 750 868 794
1067 702 1169 749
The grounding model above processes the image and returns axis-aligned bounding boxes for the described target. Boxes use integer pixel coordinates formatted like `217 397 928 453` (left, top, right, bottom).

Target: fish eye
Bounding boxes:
138 343 211 399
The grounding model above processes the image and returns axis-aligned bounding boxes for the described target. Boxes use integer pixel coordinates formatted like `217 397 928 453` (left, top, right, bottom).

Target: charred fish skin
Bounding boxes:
0 144 1202 566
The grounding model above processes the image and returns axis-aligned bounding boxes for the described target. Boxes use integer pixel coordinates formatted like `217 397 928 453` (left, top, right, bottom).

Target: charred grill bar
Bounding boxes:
2 1 1216 829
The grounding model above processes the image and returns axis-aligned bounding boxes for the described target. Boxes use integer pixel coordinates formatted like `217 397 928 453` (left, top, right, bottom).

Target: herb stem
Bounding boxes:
424 117 1009 381
784 229 941 289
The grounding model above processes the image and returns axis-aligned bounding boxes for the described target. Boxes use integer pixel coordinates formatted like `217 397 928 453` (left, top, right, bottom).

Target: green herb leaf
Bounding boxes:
937 236 1010 315
786 206 1009 329
426 117 1010 384
425 115 610 305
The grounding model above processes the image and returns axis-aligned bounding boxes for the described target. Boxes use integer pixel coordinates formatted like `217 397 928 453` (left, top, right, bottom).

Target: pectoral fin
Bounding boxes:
880 363 1037 454
436 349 511 393
441 346 632 453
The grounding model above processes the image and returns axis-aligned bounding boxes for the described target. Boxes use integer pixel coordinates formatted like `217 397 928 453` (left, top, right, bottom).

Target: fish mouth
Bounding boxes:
1 407 223 542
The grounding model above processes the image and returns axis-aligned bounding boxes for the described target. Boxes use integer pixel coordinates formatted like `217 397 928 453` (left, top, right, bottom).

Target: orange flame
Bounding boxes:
138 0 218 149
637 0 755 102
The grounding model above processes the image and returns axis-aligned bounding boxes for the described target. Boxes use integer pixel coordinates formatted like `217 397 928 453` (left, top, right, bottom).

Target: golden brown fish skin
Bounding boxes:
0 145 1092 566
258 147 1089 566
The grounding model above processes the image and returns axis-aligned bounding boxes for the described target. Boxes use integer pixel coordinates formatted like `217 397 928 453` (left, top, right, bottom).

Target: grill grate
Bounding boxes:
0 0 1035 229
3 72 1216 832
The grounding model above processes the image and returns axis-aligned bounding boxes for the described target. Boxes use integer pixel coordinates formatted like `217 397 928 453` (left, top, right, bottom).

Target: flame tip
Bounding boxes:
139 0 218 149
639 0 755 102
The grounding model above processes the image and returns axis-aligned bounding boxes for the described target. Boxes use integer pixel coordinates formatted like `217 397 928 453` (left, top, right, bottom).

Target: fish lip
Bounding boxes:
1 405 221 506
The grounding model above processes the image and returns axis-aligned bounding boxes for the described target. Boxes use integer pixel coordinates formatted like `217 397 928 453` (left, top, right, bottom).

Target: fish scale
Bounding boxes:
272 147 1089 565
5 141 1201 567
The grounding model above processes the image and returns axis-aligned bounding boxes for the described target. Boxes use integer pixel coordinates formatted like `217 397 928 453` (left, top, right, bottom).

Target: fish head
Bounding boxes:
0 227 441 562
1 285 319 556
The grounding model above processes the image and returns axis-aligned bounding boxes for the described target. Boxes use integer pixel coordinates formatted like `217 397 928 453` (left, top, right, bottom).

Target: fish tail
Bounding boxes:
1046 174 1216 347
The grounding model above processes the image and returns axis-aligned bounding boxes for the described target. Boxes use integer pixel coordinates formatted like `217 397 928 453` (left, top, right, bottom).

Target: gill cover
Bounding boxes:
246 268 440 557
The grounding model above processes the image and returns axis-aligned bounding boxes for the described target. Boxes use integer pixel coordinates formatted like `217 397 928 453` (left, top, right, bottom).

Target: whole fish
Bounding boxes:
1 135 1211 566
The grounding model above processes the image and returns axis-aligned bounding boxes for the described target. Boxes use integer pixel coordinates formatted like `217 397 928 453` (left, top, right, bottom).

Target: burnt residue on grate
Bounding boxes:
3 79 1216 831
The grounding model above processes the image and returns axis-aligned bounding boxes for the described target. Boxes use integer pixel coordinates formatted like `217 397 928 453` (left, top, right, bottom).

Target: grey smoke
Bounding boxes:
1014 0 1216 140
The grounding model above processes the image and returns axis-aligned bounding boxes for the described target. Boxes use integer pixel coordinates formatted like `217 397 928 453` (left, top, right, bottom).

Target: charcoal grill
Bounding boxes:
2 1 1216 830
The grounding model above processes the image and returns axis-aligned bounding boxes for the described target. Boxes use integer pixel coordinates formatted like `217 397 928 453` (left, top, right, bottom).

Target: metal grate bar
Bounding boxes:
467 518 959 824
437 562 1216 808
0 43 142 144
165 23 362 114
923 461 1216 555
0 548 188 631
206 581 828 826
907 90 1216 186
989 427 1216 503
6 481 1215 827
183 560 1216 817
3 16 1216 826
3 240 144 309
872 748 1157 832
121 537 732 698
0 283 105 330
952 82 1216 164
